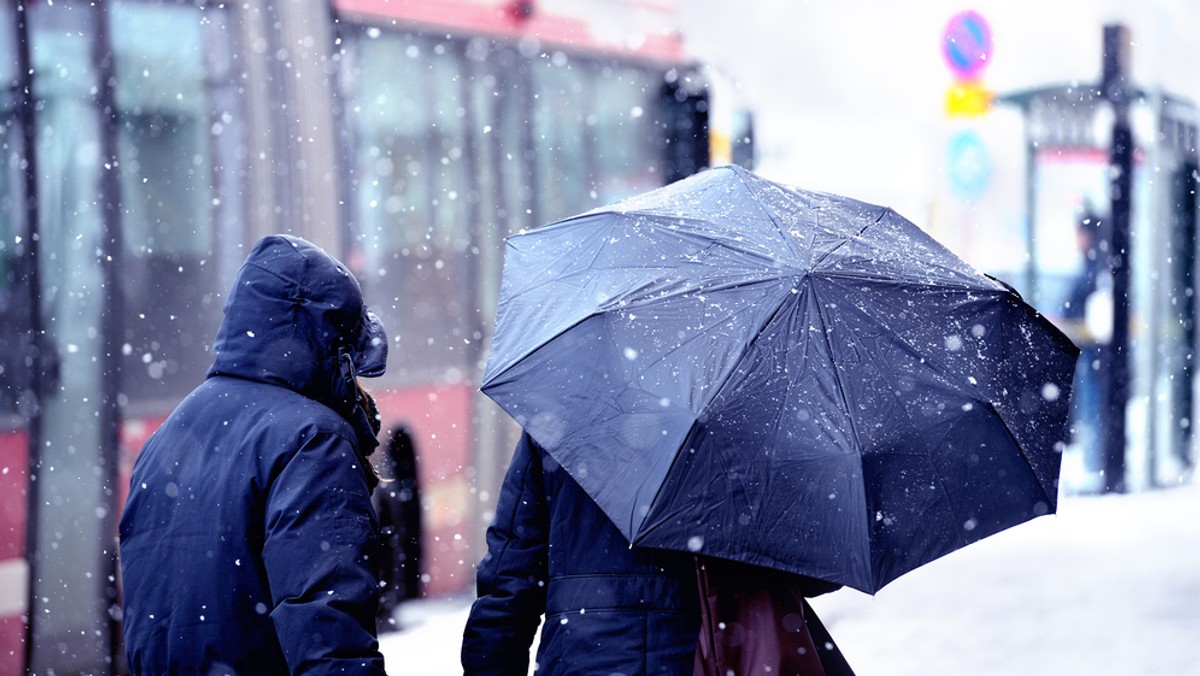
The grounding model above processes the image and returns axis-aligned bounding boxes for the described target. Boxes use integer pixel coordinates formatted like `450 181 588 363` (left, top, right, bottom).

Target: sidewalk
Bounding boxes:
808 481 1200 675
381 481 1200 674
380 593 478 674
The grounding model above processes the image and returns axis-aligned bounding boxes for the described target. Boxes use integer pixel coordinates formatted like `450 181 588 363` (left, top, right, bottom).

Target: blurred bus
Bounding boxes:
0 0 752 672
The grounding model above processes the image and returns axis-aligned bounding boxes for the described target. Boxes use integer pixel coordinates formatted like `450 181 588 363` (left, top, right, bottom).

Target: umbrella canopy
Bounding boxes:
482 165 1078 594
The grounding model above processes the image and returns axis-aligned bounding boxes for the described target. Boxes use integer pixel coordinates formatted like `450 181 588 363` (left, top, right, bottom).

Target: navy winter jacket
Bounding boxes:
119 235 389 675
462 433 701 675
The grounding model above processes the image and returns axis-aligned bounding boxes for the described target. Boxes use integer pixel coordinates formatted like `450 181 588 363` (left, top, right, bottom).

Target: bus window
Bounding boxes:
530 53 592 223
591 62 663 204
344 30 476 384
110 2 241 406
352 32 432 259
730 107 756 170
25 7 110 672
428 43 470 253
461 40 529 326
531 54 667 222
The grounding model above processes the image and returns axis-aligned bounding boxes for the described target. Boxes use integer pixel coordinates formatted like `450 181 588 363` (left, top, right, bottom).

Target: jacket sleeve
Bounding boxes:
461 433 549 675
264 431 387 676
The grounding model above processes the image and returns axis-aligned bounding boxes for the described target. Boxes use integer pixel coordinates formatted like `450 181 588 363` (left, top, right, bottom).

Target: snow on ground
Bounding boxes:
381 482 1200 674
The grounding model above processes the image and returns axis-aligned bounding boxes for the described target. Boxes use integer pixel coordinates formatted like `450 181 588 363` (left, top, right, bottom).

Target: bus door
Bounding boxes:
8 2 244 672
13 3 124 672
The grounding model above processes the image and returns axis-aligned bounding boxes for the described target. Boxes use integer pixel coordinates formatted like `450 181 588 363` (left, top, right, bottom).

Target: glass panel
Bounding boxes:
24 2 242 670
530 56 664 220
531 54 592 223
346 30 474 385
591 63 663 204
428 45 469 251
353 32 429 262
462 41 527 329
1026 152 1109 493
112 2 209 256
110 1 240 406
27 4 109 671
490 48 533 239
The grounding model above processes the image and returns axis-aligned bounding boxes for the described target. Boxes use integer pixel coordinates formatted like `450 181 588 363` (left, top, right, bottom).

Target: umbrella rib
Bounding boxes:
814 276 1005 387
635 417 703 544
497 217 618 308
812 287 964 586
619 211 786 268
808 209 1000 289
485 277 791 389
808 282 874 565
810 278 991 577
519 209 775 291
981 399 1059 507
806 207 886 271
731 166 807 263
552 186 789 268
810 269 1000 294
636 282 823 548
518 212 790 302
814 280 1061 573
631 277 793 378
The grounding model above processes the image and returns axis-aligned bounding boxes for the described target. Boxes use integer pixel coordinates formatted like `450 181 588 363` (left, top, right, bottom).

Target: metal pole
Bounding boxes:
92 0 124 667
1023 114 1039 304
15 1 45 671
1102 24 1131 493
1176 158 1198 477
326 1 356 261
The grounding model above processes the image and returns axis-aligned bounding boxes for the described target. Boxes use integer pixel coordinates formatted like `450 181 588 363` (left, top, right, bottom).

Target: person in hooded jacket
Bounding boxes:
461 432 702 675
118 234 390 676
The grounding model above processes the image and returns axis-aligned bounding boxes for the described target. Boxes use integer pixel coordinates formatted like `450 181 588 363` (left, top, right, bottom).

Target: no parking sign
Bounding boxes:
942 10 993 79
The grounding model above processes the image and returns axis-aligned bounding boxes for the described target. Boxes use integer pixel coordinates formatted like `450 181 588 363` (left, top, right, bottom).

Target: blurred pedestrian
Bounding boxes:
373 423 424 633
119 234 390 675
461 432 702 674
1057 207 1109 482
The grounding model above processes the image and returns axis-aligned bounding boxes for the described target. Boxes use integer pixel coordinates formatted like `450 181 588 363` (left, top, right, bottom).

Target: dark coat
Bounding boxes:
373 424 424 626
462 433 701 676
118 235 388 676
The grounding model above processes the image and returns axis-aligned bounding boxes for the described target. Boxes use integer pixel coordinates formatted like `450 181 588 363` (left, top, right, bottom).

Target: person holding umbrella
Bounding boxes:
461 431 702 674
467 166 1077 674
461 432 853 675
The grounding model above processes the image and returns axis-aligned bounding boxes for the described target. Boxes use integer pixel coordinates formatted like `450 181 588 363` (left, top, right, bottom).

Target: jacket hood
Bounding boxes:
209 235 387 427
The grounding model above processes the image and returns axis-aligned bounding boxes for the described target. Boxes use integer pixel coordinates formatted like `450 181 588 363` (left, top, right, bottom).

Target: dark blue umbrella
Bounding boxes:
482 165 1078 594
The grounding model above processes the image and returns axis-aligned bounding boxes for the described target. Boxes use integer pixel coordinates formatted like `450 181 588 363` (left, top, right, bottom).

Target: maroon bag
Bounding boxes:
693 558 856 676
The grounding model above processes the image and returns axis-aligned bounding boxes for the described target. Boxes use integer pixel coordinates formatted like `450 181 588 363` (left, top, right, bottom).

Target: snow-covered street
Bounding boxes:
381 481 1200 674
